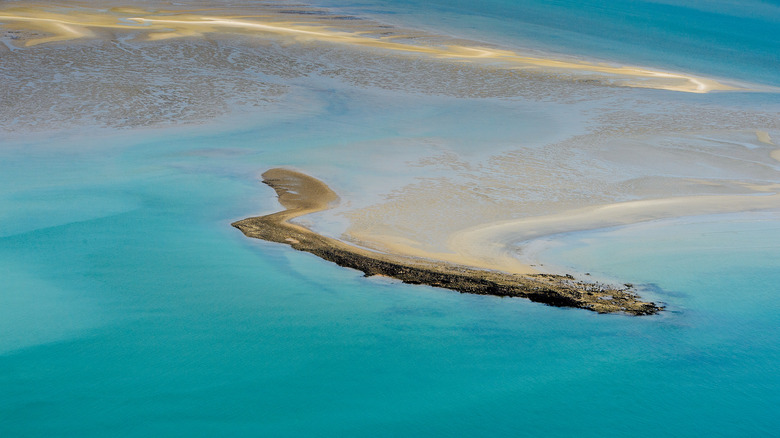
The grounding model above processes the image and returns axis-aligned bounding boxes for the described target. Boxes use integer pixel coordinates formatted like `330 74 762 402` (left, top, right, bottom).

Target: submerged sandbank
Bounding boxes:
0 2 768 93
341 128 780 273
448 192 780 270
232 168 661 315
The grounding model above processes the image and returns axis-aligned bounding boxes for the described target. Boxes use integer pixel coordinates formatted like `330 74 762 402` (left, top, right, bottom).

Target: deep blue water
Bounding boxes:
2 1 780 436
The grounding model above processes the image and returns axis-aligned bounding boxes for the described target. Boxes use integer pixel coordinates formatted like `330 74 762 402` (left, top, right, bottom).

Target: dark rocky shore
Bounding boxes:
233 168 662 315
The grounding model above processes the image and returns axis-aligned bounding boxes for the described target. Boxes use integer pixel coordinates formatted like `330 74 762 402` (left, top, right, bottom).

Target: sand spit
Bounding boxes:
232 169 661 315
0 3 764 93
450 191 780 266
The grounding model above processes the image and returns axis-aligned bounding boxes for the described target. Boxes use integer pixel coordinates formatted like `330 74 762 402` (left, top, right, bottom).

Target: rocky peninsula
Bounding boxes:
232 168 662 315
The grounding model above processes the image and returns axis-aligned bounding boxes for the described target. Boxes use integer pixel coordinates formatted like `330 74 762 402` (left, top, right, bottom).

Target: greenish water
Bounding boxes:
2 1 779 436
2 103 778 437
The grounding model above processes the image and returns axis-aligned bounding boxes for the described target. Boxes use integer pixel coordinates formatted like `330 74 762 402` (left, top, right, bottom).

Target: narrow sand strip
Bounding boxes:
232 168 661 315
0 5 766 93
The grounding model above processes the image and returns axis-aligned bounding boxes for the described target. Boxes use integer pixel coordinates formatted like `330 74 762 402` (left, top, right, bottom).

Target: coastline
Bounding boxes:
232 168 662 315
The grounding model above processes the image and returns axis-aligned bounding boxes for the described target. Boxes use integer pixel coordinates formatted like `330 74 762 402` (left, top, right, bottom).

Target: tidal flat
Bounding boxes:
233 168 661 314
2 1 777 281
1 1 780 436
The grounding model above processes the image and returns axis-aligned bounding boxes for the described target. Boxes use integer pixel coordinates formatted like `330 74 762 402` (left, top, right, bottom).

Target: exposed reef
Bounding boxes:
232 168 662 315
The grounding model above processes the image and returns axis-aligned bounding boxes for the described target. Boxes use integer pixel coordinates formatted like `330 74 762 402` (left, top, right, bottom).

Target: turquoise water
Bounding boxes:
3 101 779 437
317 0 780 87
2 1 780 436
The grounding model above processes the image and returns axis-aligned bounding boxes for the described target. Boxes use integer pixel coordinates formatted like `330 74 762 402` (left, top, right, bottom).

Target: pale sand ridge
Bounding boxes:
261 167 340 223
0 4 770 93
447 192 780 267
347 191 780 276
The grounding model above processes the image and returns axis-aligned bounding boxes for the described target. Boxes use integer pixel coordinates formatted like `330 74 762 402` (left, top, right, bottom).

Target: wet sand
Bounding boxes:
232 168 662 315
4 2 779 135
448 191 780 270
0 2 765 93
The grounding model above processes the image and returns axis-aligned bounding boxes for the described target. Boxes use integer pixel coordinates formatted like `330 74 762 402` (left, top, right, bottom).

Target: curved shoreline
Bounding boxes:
232 168 662 315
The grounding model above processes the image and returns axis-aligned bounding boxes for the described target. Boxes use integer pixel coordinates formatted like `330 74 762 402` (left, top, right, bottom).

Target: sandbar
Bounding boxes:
448 191 780 268
232 168 662 315
0 3 768 93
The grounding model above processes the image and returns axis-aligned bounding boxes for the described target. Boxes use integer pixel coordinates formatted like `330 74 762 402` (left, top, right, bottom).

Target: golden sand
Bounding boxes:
756 130 774 145
448 192 780 267
344 190 780 276
0 3 766 93
259 168 340 224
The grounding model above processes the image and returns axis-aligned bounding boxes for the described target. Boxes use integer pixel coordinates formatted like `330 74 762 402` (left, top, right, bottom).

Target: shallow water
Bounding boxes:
3 100 778 438
315 0 780 87
1 1 779 436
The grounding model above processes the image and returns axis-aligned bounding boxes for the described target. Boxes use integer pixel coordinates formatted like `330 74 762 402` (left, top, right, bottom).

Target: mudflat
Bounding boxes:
232 168 662 315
